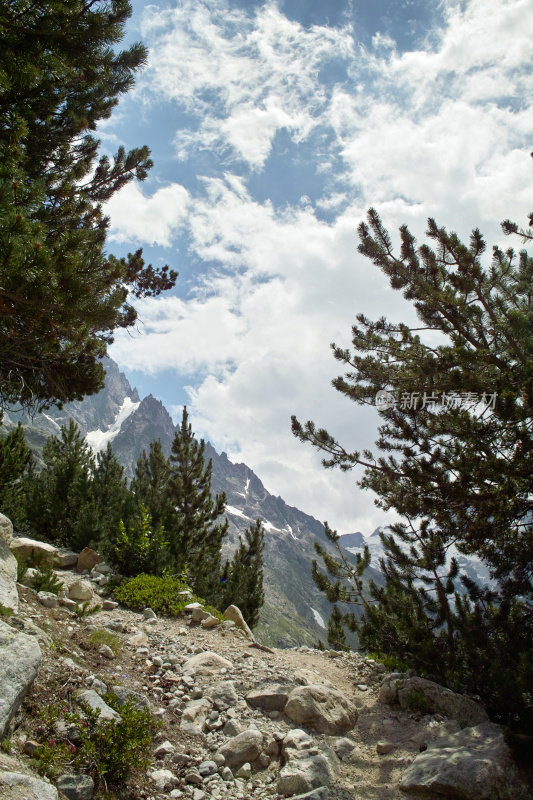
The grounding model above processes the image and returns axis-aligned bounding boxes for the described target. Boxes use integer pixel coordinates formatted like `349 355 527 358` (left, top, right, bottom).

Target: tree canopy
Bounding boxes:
292 206 533 731
0 0 177 412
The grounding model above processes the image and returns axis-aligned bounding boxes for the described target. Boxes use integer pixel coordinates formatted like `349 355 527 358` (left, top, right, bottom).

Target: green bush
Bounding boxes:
35 694 156 787
113 573 222 619
30 562 63 595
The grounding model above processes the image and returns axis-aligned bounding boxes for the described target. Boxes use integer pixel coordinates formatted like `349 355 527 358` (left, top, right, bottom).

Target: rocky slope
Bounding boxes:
0 519 531 800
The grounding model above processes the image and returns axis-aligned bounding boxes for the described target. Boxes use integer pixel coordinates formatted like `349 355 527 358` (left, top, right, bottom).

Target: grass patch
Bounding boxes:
0 603 14 618
88 629 121 655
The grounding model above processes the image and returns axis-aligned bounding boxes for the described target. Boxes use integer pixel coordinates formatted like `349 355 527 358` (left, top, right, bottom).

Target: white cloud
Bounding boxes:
106 182 189 246
109 0 533 533
138 0 352 168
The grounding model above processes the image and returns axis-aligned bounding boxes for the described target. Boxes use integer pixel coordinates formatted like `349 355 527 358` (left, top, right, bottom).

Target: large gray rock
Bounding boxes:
246 685 292 712
278 755 335 797
400 722 531 800
182 651 233 675
383 676 488 727
0 513 13 545
284 685 358 735
0 770 58 799
9 537 58 565
76 690 121 724
0 538 18 613
217 729 263 769
56 773 95 800
0 620 42 737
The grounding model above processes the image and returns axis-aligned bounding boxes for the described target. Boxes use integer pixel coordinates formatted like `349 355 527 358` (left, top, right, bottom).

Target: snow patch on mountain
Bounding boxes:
311 608 326 629
226 505 253 521
42 413 61 432
86 397 140 453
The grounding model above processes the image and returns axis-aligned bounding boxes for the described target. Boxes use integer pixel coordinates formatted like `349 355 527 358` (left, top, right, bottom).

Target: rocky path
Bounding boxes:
0 528 531 800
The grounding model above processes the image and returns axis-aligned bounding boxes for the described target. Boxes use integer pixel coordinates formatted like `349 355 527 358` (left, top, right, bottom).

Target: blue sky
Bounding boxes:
102 0 533 534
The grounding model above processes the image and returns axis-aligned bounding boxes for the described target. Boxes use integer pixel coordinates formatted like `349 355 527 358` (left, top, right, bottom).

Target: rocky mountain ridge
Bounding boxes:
0 516 530 800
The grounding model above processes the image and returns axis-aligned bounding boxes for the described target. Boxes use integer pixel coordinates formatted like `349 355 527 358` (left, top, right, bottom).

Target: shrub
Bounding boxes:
35 694 156 787
30 562 63 595
114 573 194 616
73 601 102 620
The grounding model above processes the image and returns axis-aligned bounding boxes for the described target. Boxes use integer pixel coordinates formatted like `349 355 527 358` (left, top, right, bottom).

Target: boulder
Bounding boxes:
223 604 254 639
182 651 233 675
0 537 18 612
246 685 292 712
0 513 13 545
391 676 488 727
284 685 358 735
76 689 121 723
56 774 95 800
400 722 531 800
68 580 94 602
76 547 102 573
55 548 78 568
0 619 42 737
217 729 263 769
278 755 335 797
0 771 58 799
9 536 58 565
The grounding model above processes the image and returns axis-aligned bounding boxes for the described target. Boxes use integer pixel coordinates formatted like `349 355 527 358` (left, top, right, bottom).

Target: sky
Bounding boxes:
101 0 533 535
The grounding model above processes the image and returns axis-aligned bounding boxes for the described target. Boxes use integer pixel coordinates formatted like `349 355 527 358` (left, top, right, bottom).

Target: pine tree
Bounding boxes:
91 443 132 548
130 440 171 531
25 421 97 550
220 519 265 628
292 206 533 731
0 422 33 524
164 407 229 600
0 1 177 412
104 505 169 578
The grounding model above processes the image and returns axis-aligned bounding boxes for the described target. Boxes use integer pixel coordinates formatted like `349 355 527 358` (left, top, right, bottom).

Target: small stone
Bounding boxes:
356 684 368 691
155 740 176 757
37 591 59 608
56 774 95 800
236 763 252 779
99 644 115 659
221 767 233 782
143 607 157 620
198 760 218 777
23 739 41 756
102 600 118 610
376 741 395 755
185 769 203 785
151 769 179 791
